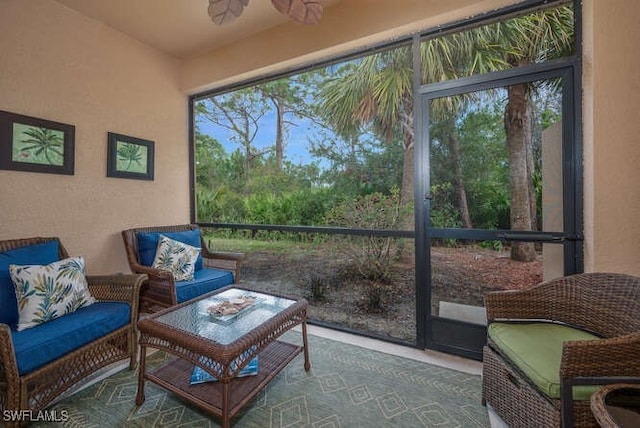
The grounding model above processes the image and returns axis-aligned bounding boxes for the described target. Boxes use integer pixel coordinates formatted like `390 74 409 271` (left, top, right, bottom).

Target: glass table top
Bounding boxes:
154 288 296 345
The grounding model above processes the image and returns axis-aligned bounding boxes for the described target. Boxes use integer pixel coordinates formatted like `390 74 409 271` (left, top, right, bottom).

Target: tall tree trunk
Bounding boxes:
272 97 285 170
399 98 415 230
526 110 538 230
505 83 537 262
244 144 251 194
449 134 473 228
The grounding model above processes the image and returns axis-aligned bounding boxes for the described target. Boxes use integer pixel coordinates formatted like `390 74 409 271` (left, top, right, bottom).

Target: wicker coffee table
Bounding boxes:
135 286 310 428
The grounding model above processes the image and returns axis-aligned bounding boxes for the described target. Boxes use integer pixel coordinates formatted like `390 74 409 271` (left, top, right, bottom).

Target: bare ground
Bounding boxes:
241 244 542 341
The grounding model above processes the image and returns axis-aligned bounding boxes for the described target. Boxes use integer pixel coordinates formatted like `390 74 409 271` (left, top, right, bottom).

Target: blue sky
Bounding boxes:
197 105 330 169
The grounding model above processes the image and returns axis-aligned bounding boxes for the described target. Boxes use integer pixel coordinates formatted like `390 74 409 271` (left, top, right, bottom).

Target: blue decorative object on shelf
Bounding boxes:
190 356 259 384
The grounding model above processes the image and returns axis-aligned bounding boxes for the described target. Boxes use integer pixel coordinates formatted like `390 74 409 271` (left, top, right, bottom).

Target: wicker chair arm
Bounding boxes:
126 262 173 280
86 274 146 302
484 287 554 321
560 332 640 379
87 274 146 324
0 324 20 390
202 250 245 282
122 265 177 307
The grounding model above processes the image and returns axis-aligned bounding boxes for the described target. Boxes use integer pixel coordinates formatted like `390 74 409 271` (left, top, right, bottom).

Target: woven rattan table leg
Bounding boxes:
222 381 231 428
302 321 311 371
135 345 147 406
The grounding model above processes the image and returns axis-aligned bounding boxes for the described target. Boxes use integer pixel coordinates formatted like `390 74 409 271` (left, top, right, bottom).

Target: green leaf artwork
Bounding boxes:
12 123 64 166
116 141 148 173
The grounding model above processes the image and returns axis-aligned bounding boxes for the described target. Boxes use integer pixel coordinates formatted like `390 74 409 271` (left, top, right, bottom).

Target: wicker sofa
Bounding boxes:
482 272 640 427
0 237 146 427
122 224 245 312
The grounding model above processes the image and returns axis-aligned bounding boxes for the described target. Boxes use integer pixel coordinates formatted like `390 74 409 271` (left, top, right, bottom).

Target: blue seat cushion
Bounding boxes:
137 229 203 271
0 241 60 327
175 268 234 303
11 302 131 375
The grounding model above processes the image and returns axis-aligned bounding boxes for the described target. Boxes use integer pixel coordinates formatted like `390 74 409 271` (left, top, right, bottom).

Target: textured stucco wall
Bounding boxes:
582 0 640 274
0 0 189 273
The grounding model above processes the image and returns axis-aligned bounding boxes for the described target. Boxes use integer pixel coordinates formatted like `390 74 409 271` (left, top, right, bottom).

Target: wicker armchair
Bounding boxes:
122 224 245 312
0 237 145 427
482 272 640 427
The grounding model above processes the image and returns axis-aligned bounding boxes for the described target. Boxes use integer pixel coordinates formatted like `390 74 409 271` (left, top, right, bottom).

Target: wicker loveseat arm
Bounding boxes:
202 249 245 281
87 274 147 320
0 323 20 398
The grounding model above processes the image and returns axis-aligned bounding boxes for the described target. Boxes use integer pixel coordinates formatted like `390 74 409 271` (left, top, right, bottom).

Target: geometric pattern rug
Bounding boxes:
33 334 490 427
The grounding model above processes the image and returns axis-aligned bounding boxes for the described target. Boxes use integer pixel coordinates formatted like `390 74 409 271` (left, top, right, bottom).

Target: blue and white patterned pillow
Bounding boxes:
9 256 96 331
152 235 201 281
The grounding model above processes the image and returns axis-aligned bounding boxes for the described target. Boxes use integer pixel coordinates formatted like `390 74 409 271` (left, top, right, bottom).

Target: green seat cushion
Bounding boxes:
488 322 601 401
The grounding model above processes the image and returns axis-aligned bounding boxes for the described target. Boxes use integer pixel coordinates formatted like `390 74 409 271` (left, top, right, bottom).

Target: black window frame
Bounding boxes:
188 0 582 356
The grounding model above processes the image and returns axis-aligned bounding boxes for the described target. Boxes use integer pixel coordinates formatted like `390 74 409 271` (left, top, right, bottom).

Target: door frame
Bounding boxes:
413 52 583 360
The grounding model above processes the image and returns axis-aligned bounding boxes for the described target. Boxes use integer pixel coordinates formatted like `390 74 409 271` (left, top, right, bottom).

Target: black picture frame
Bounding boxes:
107 132 154 181
0 110 75 175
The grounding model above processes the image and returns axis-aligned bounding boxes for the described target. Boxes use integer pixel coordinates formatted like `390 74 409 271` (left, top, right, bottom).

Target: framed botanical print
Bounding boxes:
107 132 154 181
0 110 75 175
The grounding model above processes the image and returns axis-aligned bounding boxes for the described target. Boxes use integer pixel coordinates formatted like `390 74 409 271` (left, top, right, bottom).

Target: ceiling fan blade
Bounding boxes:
271 0 323 25
208 0 250 25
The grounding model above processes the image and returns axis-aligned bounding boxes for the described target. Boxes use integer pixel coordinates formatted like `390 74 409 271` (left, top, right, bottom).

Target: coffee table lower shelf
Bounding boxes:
144 340 302 421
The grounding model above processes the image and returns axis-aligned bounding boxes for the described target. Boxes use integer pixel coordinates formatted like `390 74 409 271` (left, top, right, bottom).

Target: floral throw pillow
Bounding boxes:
9 256 96 331
152 235 201 281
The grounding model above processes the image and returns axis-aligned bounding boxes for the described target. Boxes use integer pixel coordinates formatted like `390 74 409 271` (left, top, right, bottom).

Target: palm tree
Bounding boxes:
18 127 64 165
477 6 574 261
320 4 574 260
320 49 414 228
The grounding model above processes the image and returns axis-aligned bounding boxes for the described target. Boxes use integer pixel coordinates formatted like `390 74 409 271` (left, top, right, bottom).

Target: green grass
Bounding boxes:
204 236 316 254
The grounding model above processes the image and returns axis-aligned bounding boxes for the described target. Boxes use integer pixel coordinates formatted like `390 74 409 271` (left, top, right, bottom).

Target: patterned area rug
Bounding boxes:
34 334 489 427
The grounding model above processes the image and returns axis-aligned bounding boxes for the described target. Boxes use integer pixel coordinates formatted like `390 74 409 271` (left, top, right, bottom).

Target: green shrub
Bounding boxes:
244 188 331 226
196 185 246 223
324 189 402 282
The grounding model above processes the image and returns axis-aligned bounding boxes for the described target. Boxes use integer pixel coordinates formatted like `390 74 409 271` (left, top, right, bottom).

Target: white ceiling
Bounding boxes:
54 0 340 60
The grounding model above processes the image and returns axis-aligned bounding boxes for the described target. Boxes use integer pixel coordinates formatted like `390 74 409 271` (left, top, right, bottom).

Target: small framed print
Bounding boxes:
0 110 75 175
107 132 154 181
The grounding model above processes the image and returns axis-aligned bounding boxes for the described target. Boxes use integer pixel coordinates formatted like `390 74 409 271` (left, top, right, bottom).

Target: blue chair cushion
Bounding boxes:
0 241 60 327
11 301 130 375
175 268 234 303
137 229 203 271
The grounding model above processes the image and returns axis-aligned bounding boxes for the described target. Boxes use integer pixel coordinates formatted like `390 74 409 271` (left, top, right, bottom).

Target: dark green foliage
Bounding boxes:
244 188 331 225
430 102 511 230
